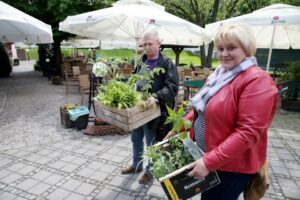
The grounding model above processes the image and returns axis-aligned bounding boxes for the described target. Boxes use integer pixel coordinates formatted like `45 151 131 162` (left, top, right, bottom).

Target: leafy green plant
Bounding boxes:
280 61 300 81
95 80 141 109
95 56 165 109
144 103 194 179
144 134 194 179
165 102 192 133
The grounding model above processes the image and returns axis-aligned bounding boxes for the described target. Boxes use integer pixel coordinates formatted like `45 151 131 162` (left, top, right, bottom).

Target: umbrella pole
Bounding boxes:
266 25 276 72
134 38 140 68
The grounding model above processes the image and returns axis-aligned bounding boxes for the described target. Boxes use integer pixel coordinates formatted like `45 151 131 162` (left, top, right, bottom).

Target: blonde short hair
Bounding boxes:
214 24 256 56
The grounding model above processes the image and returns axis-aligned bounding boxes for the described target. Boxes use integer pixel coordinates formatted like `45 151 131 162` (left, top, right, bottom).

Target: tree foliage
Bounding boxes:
2 0 299 71
155 0 299 67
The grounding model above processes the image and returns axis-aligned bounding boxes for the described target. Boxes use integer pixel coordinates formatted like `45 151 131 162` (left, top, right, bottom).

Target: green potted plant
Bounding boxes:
278 61 300 111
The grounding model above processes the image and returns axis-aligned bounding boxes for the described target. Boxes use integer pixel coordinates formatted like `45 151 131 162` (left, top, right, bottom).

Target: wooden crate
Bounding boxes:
95 101 161 132
60 107 74 128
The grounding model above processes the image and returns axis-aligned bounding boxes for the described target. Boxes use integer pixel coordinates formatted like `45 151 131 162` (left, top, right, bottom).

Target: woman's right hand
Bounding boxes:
163 131 176 140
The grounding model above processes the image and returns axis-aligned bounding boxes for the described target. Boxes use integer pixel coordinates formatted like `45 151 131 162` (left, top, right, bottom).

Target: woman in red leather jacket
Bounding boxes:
165 24 279 200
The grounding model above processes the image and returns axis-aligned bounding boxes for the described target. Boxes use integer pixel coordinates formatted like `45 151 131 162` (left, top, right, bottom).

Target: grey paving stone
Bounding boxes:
16 165 37 175
60 155 77 162
94 188 119 200
0 157 13 168
37 149 53 156
82 150 98 157
60 163 78 173
99 164 117 173
27 182 51 195
0 192 17 200
16 178 39 191
124 179 144 191
42 174 64 185
86 161 104 170
281 187 300 199
77 168 95 178
64 192 86 200
26 154 43 162
277 178 298 189
1 173 22 184
32 170 52 181
61 178 82 191
109 175 130 187
114 193 136 200
0 64 299 200
46 151 63 159
98 153 115 160
7 163 26 172
74 182 97 196
89 171 109 182
70 157 88 166
49 160 67 169
47 188 71 200
0 169 12 179
14 197 27 200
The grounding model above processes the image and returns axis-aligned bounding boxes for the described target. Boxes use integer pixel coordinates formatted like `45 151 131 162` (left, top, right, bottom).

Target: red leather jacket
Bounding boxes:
184 66 278 174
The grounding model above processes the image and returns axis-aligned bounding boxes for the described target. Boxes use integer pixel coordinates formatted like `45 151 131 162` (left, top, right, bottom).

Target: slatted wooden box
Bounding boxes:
95 101 161 132
155 137 220 200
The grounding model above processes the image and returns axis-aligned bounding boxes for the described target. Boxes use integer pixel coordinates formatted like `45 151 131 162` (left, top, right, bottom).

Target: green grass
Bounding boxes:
28 48 220 68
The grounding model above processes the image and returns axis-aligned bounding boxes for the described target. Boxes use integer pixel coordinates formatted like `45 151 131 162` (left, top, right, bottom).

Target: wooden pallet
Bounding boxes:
95 101 161 132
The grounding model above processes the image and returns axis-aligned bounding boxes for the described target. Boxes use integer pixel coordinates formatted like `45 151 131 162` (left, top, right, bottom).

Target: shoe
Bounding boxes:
121 167 142 175
138 173 153 184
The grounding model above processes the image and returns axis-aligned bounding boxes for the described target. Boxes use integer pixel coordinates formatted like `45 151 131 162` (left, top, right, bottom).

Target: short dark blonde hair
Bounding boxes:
214 23 256 56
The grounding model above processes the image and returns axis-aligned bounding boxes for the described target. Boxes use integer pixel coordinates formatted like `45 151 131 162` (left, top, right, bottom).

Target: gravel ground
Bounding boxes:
0 61 87 146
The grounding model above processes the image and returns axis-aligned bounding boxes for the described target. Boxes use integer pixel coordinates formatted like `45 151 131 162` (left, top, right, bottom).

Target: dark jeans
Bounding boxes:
201 171 254 200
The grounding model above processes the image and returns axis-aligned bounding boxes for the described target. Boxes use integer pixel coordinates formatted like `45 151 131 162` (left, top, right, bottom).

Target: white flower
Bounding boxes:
92 61 108 77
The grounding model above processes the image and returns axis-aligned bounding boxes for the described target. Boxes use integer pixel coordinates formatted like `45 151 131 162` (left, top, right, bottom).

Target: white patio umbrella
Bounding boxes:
205 4 300 71
59 0 211 50
63 38 136 49
0 1 53 43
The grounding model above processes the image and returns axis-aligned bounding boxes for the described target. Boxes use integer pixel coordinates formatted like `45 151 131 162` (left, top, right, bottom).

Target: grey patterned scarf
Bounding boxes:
190 56 257 112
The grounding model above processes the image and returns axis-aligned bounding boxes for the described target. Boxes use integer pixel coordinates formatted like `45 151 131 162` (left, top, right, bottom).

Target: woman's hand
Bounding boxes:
163 130 176 140
187 158 209 180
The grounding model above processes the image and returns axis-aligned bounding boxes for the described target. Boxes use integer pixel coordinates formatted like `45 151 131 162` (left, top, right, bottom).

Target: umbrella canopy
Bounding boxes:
205 4 300 71
0 1 53 43
59 0 211 47
62 38 136 49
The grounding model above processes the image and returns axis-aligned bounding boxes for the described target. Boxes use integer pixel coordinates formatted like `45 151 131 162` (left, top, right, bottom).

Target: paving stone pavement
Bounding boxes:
0 61 299 200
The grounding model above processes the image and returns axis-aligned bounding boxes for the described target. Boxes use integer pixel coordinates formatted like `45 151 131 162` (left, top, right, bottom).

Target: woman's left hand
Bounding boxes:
187 158 210 180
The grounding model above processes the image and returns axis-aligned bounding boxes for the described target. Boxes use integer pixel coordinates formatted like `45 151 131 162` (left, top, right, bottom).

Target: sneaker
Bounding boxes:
121 167 142 175
138 173 153 184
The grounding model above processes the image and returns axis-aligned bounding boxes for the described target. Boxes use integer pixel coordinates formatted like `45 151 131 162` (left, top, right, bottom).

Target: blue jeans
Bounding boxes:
131 117 160 173
201 171 254 200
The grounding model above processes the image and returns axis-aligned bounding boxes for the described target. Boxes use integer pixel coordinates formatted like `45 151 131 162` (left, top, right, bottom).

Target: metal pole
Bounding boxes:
266 25 276 72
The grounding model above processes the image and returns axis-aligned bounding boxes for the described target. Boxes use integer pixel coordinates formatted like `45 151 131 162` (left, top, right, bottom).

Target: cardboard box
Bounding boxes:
154 137 220 200
94 101 161 132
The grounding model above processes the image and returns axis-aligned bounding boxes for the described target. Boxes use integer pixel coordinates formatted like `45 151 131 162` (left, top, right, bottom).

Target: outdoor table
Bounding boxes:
183 79 205 100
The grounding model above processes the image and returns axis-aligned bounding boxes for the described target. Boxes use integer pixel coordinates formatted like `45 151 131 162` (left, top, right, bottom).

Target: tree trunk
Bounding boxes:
200 45 206 67
38 44 48 78
206 42 214 68
52 40 62 76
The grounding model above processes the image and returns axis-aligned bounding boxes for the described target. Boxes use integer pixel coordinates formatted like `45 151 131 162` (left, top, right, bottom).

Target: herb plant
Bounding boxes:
95 55 165 109
144 103 195 179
